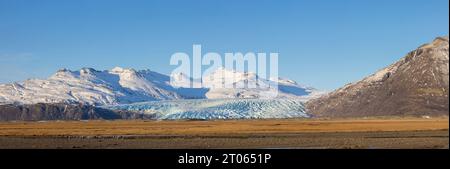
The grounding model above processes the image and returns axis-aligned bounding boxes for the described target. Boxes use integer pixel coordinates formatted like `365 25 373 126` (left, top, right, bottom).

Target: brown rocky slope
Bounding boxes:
306 36 449 118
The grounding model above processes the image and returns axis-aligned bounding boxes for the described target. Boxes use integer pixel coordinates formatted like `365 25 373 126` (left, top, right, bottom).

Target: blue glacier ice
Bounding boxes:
104 99 310 120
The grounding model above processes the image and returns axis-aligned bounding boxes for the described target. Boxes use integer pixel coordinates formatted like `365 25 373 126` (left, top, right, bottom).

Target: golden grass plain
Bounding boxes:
0 117 447 137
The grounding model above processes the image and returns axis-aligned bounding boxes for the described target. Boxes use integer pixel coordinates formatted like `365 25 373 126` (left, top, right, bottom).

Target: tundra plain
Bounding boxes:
0 117 448 149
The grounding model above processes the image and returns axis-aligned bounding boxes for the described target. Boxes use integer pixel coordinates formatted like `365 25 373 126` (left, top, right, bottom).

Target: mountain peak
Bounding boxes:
206 67 258 81
435 36 449 42
80 67 99 75
57 68 70 73
110 67 136 73
419 35 449 50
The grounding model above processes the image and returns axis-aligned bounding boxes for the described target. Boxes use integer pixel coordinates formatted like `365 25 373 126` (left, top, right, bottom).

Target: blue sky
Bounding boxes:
0 0 448 90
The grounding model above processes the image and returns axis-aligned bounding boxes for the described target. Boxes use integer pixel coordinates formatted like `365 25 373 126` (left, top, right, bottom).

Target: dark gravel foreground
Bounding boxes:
0 130 447 149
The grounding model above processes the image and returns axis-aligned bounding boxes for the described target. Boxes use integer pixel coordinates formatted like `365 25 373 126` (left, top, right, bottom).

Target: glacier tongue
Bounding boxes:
105 99 309 120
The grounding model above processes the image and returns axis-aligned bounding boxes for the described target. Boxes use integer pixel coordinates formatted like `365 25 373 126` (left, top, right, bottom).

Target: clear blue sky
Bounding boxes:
0 0 448 90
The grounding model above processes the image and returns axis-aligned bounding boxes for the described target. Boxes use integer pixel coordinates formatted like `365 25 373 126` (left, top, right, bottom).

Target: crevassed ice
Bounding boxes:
105 99 309 120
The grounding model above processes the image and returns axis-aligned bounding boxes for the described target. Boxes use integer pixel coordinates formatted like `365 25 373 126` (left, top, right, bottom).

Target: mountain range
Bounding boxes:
0 36 448 120
0 67 320 106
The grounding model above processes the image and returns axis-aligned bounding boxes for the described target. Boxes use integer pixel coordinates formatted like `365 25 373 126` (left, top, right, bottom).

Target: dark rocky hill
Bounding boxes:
0 103 154 121
306 36 449 117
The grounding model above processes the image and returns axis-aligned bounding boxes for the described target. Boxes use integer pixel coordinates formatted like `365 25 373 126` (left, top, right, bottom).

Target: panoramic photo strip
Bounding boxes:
0 0 448 168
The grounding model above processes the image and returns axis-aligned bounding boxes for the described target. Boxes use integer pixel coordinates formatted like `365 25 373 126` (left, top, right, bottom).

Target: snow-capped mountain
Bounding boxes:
0 67 183 105
0 67 320 105
105 99 309 120
199 67 323 100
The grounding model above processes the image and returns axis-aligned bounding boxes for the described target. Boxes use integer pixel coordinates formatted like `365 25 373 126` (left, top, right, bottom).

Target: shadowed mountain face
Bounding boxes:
306 36 449 117
0 103 154 121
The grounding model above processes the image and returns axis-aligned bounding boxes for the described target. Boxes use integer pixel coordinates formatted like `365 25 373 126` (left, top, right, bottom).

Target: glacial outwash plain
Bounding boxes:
0 118 448 149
